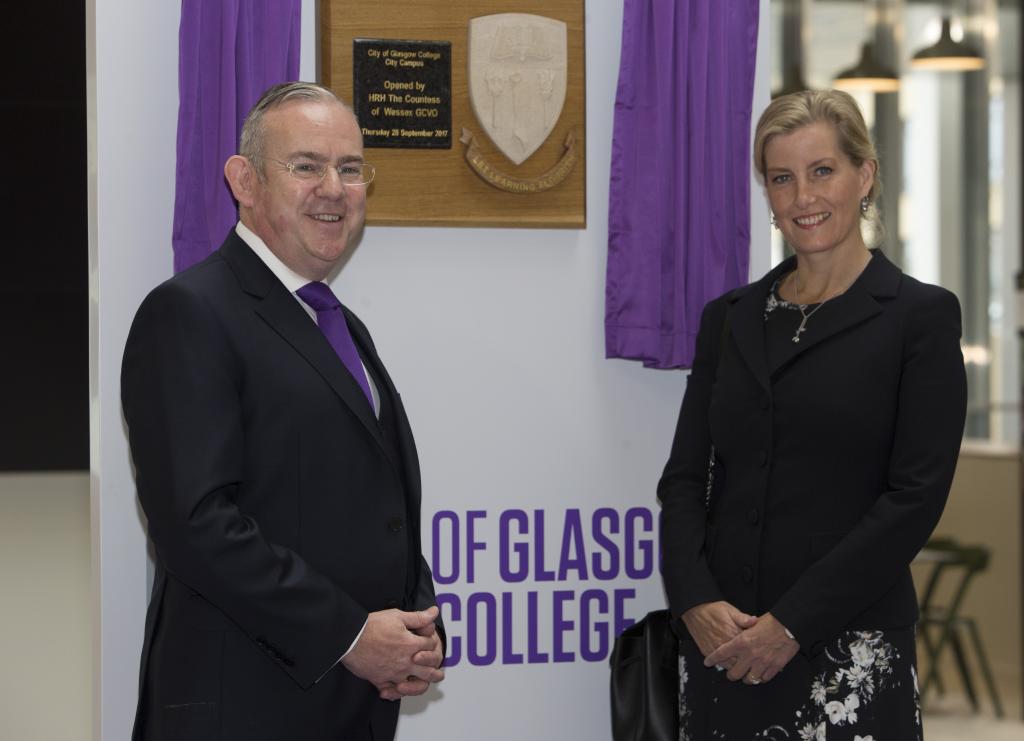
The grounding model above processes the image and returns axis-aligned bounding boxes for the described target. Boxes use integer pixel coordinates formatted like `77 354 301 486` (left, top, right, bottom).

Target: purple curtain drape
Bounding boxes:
605 0 759 369
172 0 302 273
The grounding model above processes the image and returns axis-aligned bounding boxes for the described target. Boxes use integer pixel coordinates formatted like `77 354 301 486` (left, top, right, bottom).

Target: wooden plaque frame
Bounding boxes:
321 0 586 228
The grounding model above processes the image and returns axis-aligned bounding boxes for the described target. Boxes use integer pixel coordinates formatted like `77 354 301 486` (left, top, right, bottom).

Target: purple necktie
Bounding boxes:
296 282 374 409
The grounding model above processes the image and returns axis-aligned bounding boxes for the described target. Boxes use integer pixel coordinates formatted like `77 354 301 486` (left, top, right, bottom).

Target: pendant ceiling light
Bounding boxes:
833 41 900 93
910 16 984 71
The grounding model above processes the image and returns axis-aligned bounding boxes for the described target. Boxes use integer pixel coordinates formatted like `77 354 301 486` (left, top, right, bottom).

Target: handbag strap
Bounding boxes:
703 309 731 511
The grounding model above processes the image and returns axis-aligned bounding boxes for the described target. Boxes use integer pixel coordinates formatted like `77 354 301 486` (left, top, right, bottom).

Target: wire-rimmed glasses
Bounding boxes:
265 158 375 186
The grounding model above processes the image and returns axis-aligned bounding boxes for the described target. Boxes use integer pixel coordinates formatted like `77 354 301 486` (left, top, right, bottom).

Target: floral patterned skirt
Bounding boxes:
678 628 922 740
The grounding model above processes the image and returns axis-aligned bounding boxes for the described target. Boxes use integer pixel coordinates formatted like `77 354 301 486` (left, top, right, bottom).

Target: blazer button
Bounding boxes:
387 517 404 532
741 566 754 583
386 599 400 609
759 395 770 410
759 450 768 467
747 508 759 525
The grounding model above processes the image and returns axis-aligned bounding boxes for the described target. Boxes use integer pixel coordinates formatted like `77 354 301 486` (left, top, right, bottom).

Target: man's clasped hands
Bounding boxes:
341 605 445 701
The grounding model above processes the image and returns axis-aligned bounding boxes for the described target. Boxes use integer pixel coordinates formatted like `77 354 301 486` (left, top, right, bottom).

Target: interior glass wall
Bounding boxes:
769 0 1022 444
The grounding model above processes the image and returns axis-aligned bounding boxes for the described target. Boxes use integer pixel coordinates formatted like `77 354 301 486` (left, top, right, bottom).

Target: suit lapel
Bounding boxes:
219 233 393 462
769 286 881 373
726 249 902 386
345 308 407 474
768 249 900 375
726 259 792 394
257 290 389 446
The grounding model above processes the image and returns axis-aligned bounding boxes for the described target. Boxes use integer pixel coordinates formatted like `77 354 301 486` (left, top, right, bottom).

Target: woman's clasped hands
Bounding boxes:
682 601 799 686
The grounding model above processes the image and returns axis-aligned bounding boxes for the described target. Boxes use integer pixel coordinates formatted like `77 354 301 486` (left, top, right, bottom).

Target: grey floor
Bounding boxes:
923 682 1023 741
925 712 1024 741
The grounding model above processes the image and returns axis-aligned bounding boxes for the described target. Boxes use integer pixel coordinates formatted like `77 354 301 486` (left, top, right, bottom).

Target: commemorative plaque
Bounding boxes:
462 13 576 194
353 39 452 149
322 0 585 228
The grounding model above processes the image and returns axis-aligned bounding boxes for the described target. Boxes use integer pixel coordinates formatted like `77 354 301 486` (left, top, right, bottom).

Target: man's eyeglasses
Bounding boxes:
265 158 375 186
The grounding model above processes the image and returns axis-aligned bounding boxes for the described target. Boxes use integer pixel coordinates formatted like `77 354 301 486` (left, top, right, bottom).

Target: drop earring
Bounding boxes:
860 196 870 214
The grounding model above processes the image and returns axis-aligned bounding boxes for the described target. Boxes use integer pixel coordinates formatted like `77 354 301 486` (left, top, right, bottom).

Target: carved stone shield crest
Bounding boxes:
468 13 568 166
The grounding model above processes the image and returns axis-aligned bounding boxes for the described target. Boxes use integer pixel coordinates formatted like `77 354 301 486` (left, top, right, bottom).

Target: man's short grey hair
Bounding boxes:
238 82 354 178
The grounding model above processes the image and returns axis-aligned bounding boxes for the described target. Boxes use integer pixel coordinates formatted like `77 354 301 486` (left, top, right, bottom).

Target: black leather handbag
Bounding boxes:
608 608 678 741
609 432 718 741
610 312 729 740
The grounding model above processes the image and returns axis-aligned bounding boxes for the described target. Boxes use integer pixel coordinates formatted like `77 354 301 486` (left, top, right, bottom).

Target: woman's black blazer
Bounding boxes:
658 250 967 656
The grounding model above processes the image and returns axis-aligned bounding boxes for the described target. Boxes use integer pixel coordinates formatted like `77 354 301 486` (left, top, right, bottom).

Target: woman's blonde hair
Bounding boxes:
753 89 881 223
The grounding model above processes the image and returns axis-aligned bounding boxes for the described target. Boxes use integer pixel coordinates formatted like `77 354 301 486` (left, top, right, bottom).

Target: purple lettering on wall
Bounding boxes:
532 510 555 582
466 510 487 584
624 507 654 579
614 588 637 636
557 509 588 580
552 590 575 662
527 591 549 663
467 592 497 666
432 510 460 585
429 507 657 668
579 589 610 661
434 587 639 667
499 509 529 582
500 592 524 664
437 592 461 667
591 508 620 580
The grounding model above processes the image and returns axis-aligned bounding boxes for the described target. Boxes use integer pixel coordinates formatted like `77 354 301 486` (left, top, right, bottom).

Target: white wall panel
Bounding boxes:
87 1 179 739
87 0 771 737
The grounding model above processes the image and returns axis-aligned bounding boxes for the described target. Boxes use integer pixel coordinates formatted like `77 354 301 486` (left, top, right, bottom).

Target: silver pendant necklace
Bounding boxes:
787 270 845 343
786 253 871 343
792 300 829 343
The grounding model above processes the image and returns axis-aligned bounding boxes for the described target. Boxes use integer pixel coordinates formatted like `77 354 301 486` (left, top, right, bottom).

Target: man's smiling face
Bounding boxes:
245 99 367 280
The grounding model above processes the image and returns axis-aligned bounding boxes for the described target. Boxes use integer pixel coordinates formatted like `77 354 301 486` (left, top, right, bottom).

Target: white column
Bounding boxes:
87 1 180 739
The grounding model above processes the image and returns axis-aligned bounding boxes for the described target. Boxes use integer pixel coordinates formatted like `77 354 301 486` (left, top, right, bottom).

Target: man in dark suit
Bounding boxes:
122 82 444 741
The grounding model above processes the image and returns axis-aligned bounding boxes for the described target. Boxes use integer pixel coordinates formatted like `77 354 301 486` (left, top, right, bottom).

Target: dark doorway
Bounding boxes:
0 3 88 470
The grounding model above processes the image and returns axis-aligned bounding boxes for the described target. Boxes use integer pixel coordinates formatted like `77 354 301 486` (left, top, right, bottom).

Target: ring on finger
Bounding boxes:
747 674 762 685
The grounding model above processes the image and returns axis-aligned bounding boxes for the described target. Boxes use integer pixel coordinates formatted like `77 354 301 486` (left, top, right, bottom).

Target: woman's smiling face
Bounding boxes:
764 120 875 259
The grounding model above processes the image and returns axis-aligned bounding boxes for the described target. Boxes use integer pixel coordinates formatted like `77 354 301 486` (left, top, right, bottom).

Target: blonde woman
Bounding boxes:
659 89 966 739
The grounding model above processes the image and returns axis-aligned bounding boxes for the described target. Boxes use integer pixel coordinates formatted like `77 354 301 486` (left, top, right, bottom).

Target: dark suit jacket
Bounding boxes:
659 250 966 657
122 230 441 741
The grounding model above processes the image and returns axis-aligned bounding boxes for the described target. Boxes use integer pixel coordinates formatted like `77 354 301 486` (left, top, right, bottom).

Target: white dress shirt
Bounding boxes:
233 221 370 669
234 221 380 417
